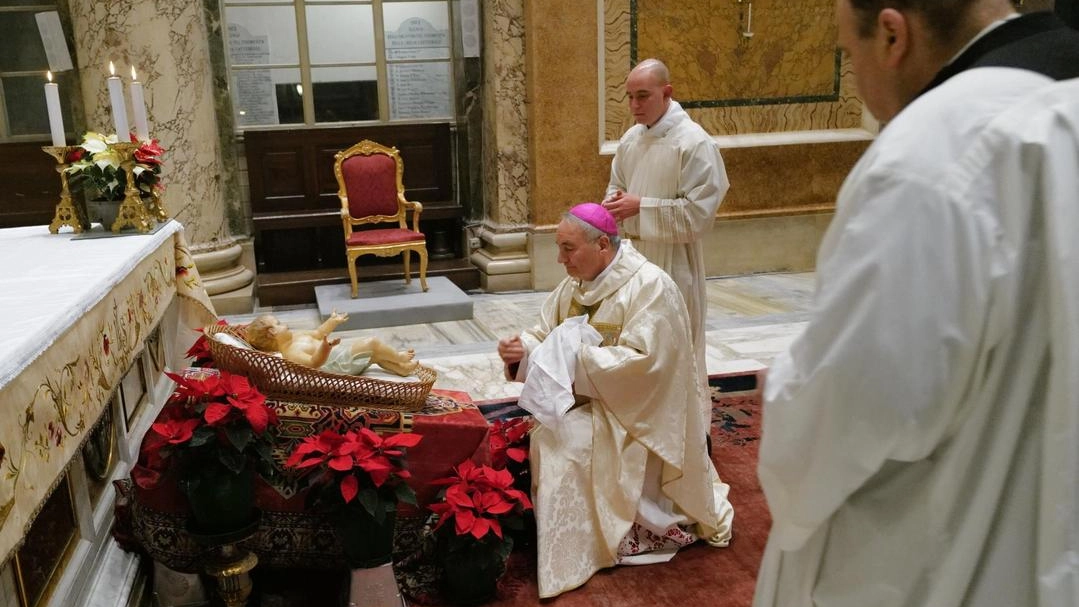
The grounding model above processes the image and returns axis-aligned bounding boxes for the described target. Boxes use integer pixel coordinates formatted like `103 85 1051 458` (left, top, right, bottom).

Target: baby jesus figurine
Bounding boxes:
245 312 419 377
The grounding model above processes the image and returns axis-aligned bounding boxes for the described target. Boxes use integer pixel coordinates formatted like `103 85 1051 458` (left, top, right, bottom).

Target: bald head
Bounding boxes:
626 58 673 126
629 58 670 86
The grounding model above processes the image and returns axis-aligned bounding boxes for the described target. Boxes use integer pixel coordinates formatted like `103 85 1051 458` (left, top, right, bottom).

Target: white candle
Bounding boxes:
43 71 65 147
130 66 149 142
106 61 130 140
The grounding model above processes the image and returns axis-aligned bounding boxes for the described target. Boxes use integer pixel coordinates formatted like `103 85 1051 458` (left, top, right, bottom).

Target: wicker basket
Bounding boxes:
204 323 436 411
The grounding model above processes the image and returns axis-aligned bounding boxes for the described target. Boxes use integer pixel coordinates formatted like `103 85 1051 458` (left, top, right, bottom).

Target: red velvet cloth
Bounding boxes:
342 153 399 217
346 228 425 246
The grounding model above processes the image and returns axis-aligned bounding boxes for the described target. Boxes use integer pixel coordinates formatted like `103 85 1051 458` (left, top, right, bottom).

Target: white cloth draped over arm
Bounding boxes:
759 167 999 551
517 316 602 430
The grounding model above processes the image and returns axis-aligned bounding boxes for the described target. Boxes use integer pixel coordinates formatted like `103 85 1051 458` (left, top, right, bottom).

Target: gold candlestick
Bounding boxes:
145 186 169 223
110 142 155 233
204 543 258 607
43 146 89 234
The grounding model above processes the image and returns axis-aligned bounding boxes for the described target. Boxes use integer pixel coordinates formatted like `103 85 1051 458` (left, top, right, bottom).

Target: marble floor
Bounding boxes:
221 271 816 403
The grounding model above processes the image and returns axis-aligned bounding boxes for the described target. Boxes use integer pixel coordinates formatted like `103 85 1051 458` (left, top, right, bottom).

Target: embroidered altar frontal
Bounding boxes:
0 221 213 565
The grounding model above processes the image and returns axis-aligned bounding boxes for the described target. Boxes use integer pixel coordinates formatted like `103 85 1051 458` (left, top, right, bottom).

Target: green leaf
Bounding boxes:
178 475 199 493
497 537 514 560
188 426 215 447
219 448 246 474
394 483 418 506
253 440 274 463
358 487 380 521
225 425 253 452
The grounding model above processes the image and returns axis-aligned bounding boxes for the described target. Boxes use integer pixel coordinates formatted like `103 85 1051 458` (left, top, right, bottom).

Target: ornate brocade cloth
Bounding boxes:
0 221 215 565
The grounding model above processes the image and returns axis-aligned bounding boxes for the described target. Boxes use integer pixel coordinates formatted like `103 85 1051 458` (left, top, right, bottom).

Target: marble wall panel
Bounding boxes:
603 0 864 140
68 0 232 247
481 0 531 228
0 561 17 607
525 0 615 226
718 140 869 217
640 0 837 100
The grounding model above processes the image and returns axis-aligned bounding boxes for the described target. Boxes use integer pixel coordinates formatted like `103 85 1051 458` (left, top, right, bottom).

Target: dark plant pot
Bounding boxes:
440 539 506 606
182 465 255 536
507 510 537 551
335 506 396 569
86 198 120 227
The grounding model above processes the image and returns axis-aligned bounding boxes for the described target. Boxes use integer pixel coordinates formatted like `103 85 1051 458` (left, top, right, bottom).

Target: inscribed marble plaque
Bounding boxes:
228 23 279 126
386 17 450 60
389 62 451 119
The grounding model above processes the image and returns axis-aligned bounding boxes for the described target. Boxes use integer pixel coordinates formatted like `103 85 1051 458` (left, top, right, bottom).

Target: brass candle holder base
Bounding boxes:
110 142 155 233
204 543 258 607
189 513 260 607
43 146 89 234
146 188 169 223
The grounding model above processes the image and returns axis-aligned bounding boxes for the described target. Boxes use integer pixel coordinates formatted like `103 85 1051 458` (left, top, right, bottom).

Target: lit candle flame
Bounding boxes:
109 61 115 76
131 66 138 81
47 70 53 83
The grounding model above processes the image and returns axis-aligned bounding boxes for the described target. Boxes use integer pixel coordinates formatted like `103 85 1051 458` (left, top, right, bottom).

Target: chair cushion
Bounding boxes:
342 153 399 217
347 228 426 246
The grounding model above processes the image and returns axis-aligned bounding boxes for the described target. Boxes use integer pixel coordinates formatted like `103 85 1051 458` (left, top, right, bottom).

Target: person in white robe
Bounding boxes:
754 1 1079 606
602 58 729 373
498 203 734 598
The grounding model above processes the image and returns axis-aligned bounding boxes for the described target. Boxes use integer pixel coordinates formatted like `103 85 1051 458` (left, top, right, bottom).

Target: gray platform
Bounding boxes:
314 276 473 330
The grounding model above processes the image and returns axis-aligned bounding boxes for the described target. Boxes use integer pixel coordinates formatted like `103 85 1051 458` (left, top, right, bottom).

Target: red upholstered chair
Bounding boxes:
333 140 429 298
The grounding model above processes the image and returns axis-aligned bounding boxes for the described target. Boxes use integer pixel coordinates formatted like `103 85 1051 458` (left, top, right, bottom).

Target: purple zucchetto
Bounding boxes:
568 202 618 236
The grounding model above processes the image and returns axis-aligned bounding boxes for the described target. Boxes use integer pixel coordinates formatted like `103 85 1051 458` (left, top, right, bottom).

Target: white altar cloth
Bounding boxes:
1 222 180 387
0 221 216 565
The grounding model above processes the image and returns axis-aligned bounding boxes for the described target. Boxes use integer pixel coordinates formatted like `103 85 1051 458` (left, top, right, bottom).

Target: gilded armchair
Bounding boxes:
333 140 429 298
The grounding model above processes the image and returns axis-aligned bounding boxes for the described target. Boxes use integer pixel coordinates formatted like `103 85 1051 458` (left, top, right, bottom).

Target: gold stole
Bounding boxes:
563 298 621 347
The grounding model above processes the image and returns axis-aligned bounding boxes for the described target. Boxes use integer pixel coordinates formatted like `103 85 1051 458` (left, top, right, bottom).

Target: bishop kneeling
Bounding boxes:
498 202 734 598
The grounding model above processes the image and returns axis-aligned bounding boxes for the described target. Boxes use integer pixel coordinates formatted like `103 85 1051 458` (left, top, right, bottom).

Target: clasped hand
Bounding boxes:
498 335 524 365
601 189 641 221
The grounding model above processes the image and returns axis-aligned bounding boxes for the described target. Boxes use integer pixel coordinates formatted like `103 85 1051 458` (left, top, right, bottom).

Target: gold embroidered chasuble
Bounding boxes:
518 241 733 598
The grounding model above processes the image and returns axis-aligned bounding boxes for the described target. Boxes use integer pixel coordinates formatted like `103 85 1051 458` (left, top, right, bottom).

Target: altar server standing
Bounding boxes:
602 58 729 381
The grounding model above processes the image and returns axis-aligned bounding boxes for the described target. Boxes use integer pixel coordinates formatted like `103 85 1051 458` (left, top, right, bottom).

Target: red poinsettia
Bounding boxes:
286 427 422 520
131 368 278 490
488 417 530 470
428 460 533 542
184 320 228 367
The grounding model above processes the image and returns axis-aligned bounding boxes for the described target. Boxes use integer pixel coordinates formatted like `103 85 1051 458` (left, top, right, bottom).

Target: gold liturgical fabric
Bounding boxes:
0 221 216 565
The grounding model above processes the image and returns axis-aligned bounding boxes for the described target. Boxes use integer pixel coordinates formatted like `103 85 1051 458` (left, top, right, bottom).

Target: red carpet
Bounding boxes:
465 377 769 607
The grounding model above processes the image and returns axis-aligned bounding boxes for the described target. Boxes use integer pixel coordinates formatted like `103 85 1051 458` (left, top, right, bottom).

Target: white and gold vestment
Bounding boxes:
514 241 734 598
